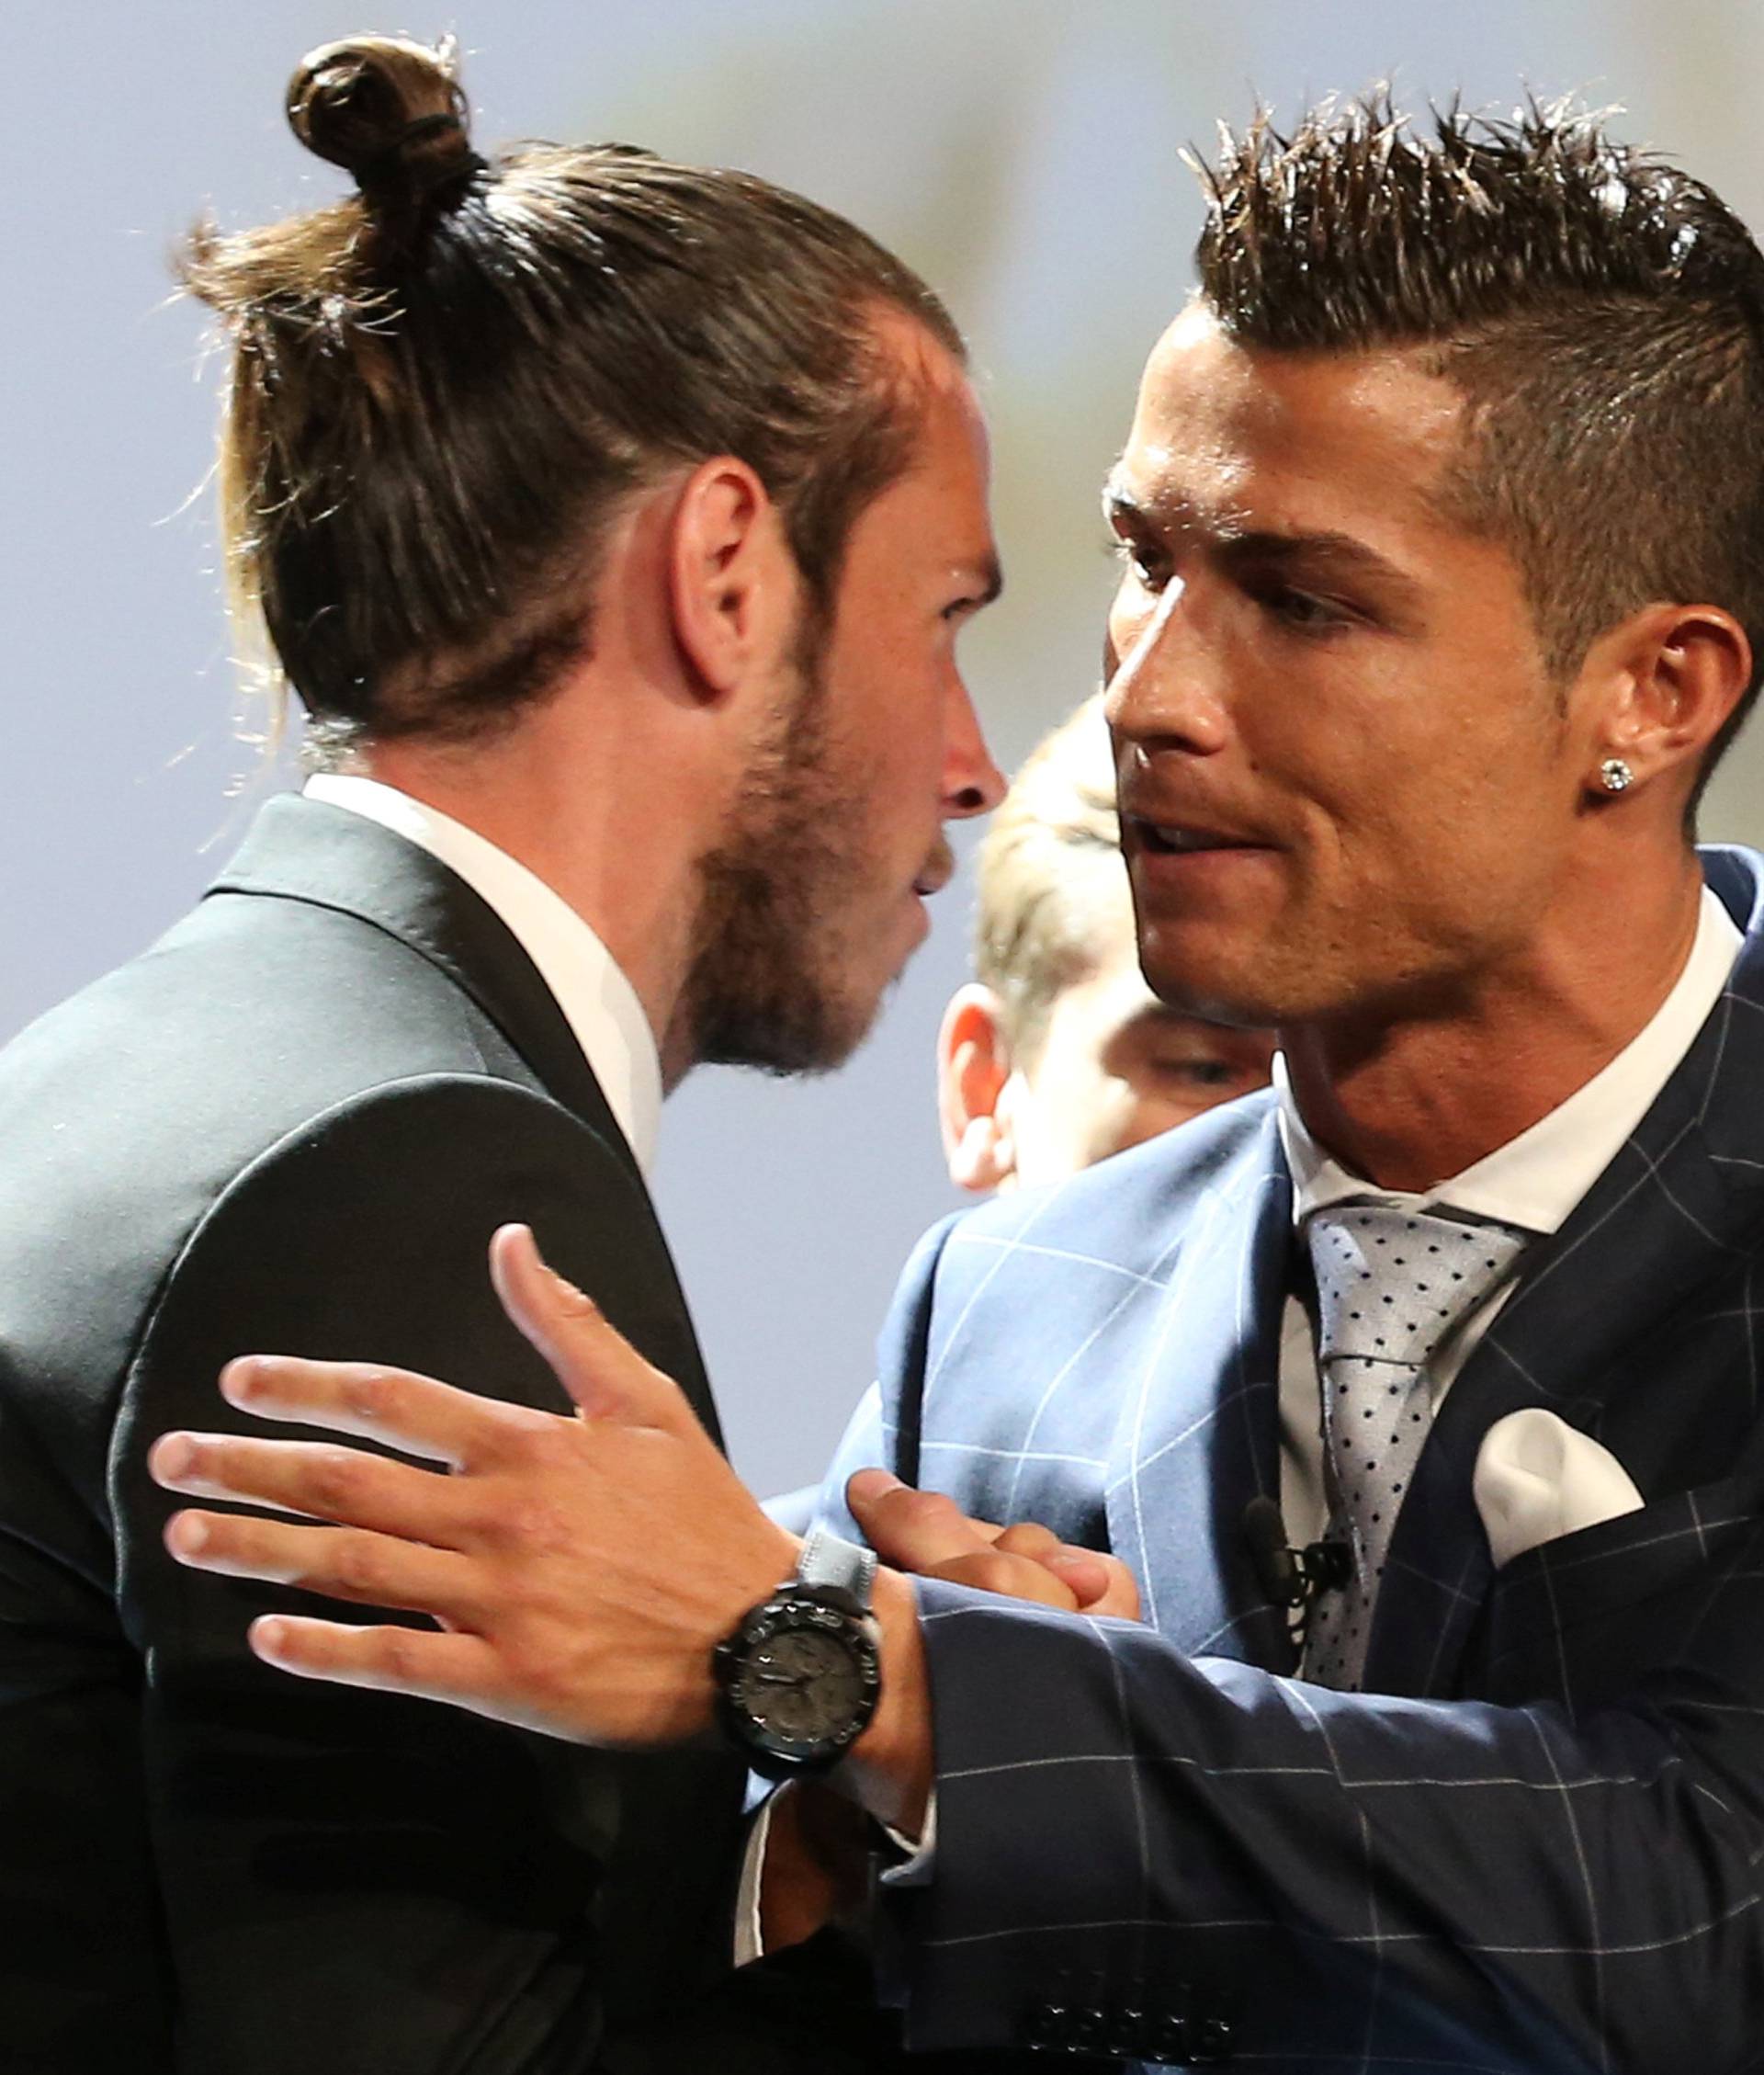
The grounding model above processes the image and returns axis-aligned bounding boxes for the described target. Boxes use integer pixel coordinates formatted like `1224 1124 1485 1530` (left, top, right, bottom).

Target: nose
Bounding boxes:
1102 576 1228 759
943 674 1007 819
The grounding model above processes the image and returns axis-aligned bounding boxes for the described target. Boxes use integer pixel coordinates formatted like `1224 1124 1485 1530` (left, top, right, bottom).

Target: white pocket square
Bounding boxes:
1473 1408 1645 1570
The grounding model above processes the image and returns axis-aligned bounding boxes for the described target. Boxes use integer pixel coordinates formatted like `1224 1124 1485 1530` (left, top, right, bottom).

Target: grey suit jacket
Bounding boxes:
821 845 1764 2071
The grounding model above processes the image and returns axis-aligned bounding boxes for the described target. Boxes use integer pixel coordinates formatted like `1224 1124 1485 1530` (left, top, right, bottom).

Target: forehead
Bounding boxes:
909 356 992 516
1117 302 1468 543
846 320 997 576
873 306 991 479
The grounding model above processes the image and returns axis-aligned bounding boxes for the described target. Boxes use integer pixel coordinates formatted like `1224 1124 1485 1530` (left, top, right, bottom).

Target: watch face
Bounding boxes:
734 1626 865 1743
718 1597 880 1769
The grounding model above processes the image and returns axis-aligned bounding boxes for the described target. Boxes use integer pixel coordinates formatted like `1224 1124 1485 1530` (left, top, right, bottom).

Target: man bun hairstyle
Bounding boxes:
287 35 484 224
181 34 964 750
1191 91 1764 812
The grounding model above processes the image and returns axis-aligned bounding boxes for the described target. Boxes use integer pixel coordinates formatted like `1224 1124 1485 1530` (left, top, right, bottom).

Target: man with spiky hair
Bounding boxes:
157 93 1764 2069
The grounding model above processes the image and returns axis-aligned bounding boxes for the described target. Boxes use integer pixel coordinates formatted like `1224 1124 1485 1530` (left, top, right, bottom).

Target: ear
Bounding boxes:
937 984 1018 1194
1583 602 1752 807
665 457 797 703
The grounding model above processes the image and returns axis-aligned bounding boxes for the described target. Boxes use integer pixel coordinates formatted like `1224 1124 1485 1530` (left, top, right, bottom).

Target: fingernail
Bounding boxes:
153 1434 195 1480
846 1468 903 1504
220 1357 263 1402
166 1514 208 1558
254 1617 288 1656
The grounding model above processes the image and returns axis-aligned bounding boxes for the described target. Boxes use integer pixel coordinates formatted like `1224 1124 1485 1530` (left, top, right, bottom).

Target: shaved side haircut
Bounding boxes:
1192 94 1764 806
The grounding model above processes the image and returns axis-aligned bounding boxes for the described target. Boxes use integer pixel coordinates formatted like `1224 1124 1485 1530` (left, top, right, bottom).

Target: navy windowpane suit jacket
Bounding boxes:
821 846 1764 2072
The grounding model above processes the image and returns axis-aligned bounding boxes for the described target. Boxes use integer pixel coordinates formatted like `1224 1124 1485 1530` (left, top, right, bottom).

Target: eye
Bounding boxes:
1156 1056 1237 1088
1106 534 1172 592
1274 590 1338 628
1243 573 1353 632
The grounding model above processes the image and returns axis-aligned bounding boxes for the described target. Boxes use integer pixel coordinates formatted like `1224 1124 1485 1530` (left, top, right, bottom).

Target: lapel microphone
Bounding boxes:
1242 1494 1352 1611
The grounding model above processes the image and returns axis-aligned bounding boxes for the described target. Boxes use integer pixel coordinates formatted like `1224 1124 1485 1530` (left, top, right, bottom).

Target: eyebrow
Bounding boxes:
1102 482 1421 607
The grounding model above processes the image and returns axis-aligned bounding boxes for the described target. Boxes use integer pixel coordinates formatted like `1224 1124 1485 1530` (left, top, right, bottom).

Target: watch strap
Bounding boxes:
796 1524 877 1614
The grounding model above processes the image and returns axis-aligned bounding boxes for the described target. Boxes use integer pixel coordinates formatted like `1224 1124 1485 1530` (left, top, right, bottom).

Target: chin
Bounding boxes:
1139 959 1281 1032
696 975 888 1079
1140 912 1331 1027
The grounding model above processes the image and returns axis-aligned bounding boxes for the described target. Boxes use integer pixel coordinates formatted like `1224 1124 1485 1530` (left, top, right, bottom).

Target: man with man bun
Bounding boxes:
159 94 1764 2069
0 34 1006 2074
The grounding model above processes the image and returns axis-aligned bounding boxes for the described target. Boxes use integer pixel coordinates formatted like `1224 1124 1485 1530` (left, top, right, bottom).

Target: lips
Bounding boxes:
912 838 956 899
1125 815 1271 856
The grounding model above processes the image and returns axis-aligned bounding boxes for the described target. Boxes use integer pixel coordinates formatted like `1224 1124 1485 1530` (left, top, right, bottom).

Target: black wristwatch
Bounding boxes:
713 1525 882 1779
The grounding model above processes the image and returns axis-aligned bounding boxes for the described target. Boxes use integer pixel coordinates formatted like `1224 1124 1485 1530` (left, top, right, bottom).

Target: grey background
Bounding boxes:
6 0 1762 1496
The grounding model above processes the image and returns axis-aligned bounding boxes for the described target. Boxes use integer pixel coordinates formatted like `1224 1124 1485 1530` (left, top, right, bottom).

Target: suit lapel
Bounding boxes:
208 793 640 1175
203 795 722 1445
1367 846 1764 1697
1105 1106 1296 1667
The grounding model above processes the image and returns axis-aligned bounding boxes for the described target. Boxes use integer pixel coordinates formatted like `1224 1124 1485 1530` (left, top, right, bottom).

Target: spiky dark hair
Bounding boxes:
1190 92 1764 809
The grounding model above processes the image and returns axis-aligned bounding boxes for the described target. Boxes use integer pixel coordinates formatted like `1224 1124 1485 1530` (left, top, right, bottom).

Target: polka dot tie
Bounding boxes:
1299 1203 1529 1691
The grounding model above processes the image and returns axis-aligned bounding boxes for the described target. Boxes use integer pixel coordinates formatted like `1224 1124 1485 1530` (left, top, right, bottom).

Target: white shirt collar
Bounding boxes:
1279 882 1743 1234
303 774 662 1175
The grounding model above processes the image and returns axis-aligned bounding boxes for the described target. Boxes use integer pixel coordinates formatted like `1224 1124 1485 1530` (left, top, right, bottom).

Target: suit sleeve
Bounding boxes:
110 1074 742 2075
885 1550 1764 2072
813 1215 962 1540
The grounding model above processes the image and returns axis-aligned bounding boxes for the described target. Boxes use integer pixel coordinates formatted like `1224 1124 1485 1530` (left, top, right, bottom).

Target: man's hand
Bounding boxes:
150 1223 1138 1840
765 1481 1142 1911
150 1223 796 1746
845 1470 1142 1621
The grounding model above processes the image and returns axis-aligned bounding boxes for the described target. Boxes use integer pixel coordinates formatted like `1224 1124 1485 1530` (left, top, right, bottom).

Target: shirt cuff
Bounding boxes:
876 1787 937 1886
733 1795 773 1967
733 1781 939 1965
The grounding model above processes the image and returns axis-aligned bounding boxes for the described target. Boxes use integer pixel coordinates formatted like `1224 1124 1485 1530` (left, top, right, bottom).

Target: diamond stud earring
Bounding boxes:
1599 758 1634 794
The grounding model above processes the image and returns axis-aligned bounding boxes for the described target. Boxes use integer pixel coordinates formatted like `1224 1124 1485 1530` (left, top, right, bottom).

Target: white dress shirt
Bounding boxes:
870 888 1743 1917
304 777 789 1948
303 774 662 1174
1273 883 1742 1546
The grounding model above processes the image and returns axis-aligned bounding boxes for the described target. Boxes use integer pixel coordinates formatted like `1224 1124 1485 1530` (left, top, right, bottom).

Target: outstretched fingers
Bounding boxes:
489 1223 704 1439
163 1508 480 1622
150 1431 465 1541
215 1355 539 1468
248 1616 518 1721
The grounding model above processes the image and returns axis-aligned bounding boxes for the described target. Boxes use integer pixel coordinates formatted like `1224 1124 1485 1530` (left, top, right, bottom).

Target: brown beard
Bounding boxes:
677 631 887 1077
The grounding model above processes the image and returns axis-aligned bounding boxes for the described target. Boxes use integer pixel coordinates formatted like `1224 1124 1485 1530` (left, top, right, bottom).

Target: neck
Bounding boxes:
1281 850 1708 1191
358 722 709 1091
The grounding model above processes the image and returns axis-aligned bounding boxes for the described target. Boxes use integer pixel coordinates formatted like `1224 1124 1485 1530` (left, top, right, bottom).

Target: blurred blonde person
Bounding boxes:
939 694 1273 1191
